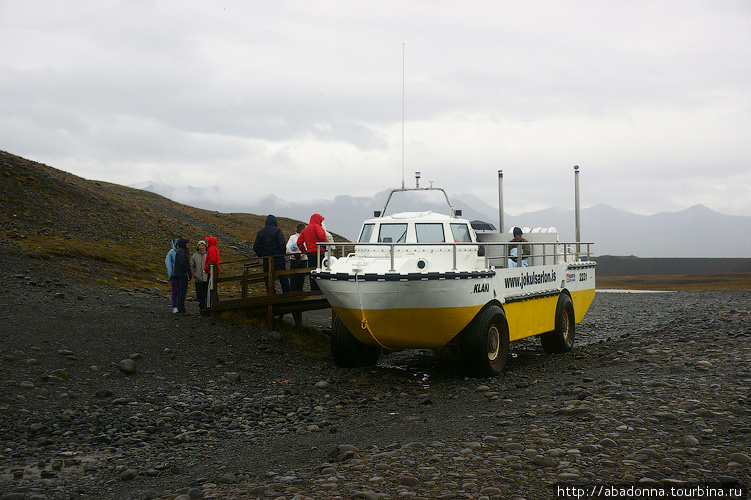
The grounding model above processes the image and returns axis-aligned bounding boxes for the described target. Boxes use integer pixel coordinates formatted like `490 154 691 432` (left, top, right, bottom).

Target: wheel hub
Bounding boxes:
487 325 500 362
561 313 570 341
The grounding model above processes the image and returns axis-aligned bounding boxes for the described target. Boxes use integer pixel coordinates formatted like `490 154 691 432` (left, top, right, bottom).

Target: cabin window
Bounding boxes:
378 223 408 243
415 223 445 243
358 224 375 243
450 223 472 242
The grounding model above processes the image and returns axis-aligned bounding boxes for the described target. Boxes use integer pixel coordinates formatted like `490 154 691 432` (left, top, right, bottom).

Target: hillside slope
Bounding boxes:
0 151 307 291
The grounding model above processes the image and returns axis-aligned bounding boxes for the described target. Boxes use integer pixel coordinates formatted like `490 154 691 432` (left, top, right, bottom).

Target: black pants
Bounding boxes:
306 258 320 291
263 257 291 293
195 280 208 309
289 258 307 291
177 277 189 313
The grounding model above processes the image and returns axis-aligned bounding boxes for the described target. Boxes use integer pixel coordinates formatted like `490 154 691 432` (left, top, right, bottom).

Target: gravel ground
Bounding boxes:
1 255 749 500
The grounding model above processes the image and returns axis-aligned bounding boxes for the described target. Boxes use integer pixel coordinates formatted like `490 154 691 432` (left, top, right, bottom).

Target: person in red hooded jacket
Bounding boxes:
203 236 219 274
203 236 221 275
202 236 220 307
296 214 327 291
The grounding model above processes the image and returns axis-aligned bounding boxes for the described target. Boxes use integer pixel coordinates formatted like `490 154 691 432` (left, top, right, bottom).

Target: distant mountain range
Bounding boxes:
137 182 751 258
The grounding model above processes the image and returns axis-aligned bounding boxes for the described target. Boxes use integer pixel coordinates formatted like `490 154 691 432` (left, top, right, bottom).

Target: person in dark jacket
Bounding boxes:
253 215 291 293
173 237 193 315
508 227 531 268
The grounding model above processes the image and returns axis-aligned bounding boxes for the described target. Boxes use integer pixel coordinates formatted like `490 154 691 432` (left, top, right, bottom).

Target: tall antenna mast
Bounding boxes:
401 43 405 189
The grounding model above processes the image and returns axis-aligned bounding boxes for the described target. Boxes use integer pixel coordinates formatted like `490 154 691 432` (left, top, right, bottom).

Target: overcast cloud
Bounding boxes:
1 0 749 216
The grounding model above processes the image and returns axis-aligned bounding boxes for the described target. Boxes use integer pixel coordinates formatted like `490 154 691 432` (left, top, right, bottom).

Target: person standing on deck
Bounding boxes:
286 222 307 291
297 214 328 291
508 227 531 268
253 215 291 293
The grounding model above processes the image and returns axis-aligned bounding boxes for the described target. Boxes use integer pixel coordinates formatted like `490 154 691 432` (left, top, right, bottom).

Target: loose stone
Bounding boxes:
118 359 137 374
729 452 751 464
120 468 138 481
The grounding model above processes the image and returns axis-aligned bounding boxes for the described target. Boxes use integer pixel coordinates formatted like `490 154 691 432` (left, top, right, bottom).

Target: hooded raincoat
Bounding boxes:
174 237 192 314
204 236 220 274
297 214 327 259
253 215 291 293
165 238 177 278
253 215 287 257
173 237 192 280
165 238 179 310
190 240 208 283
191 240 209 310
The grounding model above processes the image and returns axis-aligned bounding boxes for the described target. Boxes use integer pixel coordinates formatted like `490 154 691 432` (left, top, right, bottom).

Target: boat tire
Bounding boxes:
460 304 509 378
331 314 380 368
541 293 576 354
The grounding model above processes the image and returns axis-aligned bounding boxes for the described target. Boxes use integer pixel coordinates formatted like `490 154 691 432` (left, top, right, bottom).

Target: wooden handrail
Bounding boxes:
206 254 326 329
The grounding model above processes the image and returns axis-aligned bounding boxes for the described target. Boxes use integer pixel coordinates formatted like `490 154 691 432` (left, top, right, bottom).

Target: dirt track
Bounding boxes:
1 254 750 499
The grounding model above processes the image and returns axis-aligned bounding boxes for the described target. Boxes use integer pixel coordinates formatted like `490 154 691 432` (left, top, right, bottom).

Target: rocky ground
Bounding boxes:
1 254 750 500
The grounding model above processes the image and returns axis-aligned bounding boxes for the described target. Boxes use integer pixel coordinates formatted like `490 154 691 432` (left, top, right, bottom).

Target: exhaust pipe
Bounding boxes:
498 170 504 234
574 165 580 258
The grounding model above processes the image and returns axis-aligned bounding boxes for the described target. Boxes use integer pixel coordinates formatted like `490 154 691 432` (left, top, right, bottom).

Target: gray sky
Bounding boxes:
2 0 749 216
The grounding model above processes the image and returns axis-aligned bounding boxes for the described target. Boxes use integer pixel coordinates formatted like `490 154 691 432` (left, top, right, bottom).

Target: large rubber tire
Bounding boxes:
541 293 576 354
460 305 510 378
331 315 380 368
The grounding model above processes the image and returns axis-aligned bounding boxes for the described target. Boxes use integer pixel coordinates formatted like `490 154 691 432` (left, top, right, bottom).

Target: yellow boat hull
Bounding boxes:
323 266 596 351
333 289 595 351
333 304 484 350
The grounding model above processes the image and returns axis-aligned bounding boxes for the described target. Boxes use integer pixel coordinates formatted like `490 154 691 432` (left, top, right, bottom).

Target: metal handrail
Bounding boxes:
378 186 458 218
315 241 594 272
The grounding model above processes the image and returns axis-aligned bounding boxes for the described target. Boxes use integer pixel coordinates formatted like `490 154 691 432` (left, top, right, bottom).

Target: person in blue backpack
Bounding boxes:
165 238 179 313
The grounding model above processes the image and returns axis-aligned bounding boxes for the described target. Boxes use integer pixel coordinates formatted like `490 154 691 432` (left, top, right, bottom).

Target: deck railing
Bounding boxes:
205 255 327 328
203 241 593 326
313 241 594 272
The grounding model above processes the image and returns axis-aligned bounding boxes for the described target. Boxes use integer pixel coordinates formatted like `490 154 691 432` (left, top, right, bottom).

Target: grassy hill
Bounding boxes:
3 151 748 293
0 151 311 293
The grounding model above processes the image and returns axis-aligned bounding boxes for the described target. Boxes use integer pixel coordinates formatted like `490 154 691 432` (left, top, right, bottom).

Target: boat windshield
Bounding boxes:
378 223 407 243
451 223 472 242
358 223 375 243
416 223 445 243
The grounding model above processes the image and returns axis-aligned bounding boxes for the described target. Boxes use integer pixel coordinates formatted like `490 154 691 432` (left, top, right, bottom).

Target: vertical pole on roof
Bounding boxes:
498 170 504 234
574 165 581 260
401 43 405 190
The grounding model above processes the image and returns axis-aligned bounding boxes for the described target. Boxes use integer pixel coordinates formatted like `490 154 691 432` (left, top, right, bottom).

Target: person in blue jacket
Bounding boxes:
253 215 291 293
165 238 179 313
